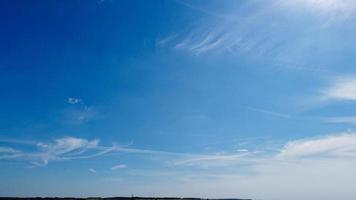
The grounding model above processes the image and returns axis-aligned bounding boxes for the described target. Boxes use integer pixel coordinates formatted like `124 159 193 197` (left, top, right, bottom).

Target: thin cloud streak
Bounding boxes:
174 132 356 167
1 133 356 168
246 106 291 119
173 152 252 166
89 168 96 173
0 137 206 166
0 137 115 166
324 116 356 125
111 164 127 170
321 76 356 102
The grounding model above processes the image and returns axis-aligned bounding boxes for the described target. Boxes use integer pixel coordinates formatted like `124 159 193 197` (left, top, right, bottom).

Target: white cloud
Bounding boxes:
173 152 251 166
35 137 100 165
89 168 96 173
2 133 356 199
172 133 356 167
67 97 82 105
106 158 356 200
324 116 356 124
120 133 356 200
159 1 356 76
321 76 356 101
2 132 356 170
162 160 356 200
0 147 19 153
278 133 356 159
0 137 185 166
111 164 127 170
37 137 99 154
0 137 102 166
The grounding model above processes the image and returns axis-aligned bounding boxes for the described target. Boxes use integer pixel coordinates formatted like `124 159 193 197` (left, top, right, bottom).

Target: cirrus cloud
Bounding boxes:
111 164 127 170
278 133 356 159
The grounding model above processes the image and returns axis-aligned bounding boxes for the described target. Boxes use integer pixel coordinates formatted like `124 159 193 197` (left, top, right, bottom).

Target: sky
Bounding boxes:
1 0 356 199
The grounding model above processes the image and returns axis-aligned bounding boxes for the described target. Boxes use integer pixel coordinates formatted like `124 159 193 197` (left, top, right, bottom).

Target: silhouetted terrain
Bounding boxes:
0 197 252 200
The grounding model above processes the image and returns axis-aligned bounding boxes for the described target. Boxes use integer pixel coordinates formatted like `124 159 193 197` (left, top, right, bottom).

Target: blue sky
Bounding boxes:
1 0 356 199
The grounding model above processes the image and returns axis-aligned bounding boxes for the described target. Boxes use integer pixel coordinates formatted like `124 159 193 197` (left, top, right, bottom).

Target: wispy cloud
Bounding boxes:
0 137 131 166
156 34 178 47
63 106 99 124
160 0 356 75
160 1 282 55
132 133 356 199
278 133 356 159
115 148 356 200
324 116 356 125
66 97 82 105
0 137 103 166
321 76 356 101
173 132 356 167
1 133 356 200
0 137 187 166
146 159 356 200
0 147 19 154
2 133 356 169
89 168 96 173
246 106 291 119
111 164 127 170
173 152 251 166
284 0 356 17
63 97 100 124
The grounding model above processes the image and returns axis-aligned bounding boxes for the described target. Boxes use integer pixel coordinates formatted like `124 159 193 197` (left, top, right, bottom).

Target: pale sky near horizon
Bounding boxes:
1 1 356 200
